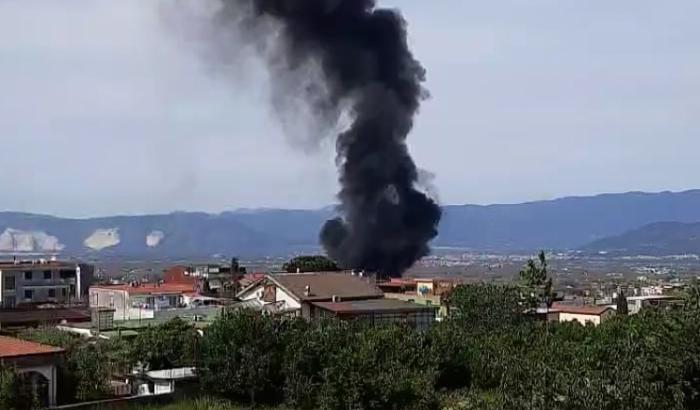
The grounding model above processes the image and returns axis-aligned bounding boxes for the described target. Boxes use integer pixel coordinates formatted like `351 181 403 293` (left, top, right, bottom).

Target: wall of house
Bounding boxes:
239 282 301 311
558 312 611 326
90 289 129 320
275 287 300 310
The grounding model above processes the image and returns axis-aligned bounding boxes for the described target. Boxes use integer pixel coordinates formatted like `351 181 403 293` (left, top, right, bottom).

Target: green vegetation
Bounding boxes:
16 253 700 409
282 255 340 273
0 365 37 410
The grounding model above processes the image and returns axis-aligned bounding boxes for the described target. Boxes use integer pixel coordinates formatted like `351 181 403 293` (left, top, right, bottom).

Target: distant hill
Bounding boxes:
1 189 700 258
437 190 700 250
581 221 700 256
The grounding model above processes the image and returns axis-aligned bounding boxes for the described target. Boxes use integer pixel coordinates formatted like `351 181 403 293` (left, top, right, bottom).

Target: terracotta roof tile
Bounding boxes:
0 335 64 358
271 272 383 302
551 303 614 315
91 283 194 296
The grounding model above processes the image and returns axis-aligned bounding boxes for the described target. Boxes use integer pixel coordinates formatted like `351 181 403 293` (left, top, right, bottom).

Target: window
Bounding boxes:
3 275 15 291
3 296 16 308
62 288 67 297
24 271 33 281
48 289 56 298
44 270 52 280
24 289 33 300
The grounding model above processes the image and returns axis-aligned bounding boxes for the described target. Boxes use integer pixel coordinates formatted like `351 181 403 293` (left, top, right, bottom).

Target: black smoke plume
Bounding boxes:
210 0 441 276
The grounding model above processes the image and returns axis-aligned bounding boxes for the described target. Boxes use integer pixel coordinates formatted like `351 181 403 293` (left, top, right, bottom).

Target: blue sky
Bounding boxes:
0 0 698 217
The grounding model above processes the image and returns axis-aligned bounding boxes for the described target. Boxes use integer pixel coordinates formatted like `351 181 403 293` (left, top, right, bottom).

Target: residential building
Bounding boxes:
626 295 685 314
550 303 616 326
309 299 438 330
163 262 244 297
0 335 64 407
415 277 461 297
237 272 384 316
0 260 93 308
89 282 196 320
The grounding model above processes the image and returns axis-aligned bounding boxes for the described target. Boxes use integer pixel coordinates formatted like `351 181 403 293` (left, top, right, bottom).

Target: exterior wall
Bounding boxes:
0 263 90 307
335 309 437 331
275 287 301 310
239 282 301 310
558 310 613 326
90 288 129 321
154 380 174 395
18 363 57 407
384 292 446 318
415 280 434 296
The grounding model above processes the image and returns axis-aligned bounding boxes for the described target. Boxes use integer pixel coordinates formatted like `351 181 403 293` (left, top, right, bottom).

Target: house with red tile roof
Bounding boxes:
0 335 64 407
550 302 616 326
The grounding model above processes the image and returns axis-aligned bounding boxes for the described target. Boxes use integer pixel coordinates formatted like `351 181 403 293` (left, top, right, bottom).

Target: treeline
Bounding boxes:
4 282 700 409
1 319 199 409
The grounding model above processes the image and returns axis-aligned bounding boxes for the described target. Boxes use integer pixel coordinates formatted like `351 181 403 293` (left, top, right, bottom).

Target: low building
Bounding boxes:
89 282 196 320
0 306 90 330
0 259 93 308
0 335 64 407
550 303 616 326
134 367 197 397
415 277 461 297
237 272 384 316
626 295 685 314
309 299 438 330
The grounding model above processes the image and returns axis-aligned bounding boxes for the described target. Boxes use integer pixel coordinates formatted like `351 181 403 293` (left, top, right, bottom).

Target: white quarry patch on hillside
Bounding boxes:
0 228 65 252
146 230 165 247
84 228 120 250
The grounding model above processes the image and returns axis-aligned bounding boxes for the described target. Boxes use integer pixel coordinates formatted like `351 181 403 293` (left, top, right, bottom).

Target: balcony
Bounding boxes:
22 277 74 289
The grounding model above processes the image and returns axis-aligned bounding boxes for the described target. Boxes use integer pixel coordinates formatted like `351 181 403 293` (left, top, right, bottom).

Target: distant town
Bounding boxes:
0 249 697 408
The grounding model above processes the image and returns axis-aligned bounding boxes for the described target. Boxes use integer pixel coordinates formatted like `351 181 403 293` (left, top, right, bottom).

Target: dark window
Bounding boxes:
24 271 33 281
48 289 56 298
24 289 33 300
44 270 52 280
3 276 15 290
3 296 16 308
62 288 67 297
60 269 76 279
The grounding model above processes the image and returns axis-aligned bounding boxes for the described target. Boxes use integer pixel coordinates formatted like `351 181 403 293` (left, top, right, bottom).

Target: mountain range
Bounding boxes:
1 189 700 258
581 221 700 256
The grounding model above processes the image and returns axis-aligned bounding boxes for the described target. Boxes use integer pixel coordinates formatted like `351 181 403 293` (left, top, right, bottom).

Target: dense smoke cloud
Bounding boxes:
183 0 441 276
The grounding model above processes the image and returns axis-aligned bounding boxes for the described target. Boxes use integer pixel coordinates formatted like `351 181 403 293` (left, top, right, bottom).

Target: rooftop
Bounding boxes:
0 260 78 270
91 283 195 296
0 335 64 358
0 307 90 326
312 298 438 315
551 303 614 315
271 272 384 302
627 295 684 301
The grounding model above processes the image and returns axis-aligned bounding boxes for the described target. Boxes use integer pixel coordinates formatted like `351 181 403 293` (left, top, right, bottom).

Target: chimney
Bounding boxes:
332 295 341 303
304 285 311 297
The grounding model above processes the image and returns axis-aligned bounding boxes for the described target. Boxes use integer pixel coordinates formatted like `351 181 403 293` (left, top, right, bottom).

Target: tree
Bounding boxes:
199 310 286 406
283 255 340 273
131 318 200 371
448 284 526 331
17 328 109 403
0 366 37 410
519 251 554 310
685 280 700 310
617 290 629 315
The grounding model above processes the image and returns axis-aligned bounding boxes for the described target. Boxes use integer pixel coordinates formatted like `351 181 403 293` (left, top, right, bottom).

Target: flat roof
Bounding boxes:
627 295 683 301
0 307 90 325
0 335 64 358
91 283 195 296
0 260 78 270
312 298 438 315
